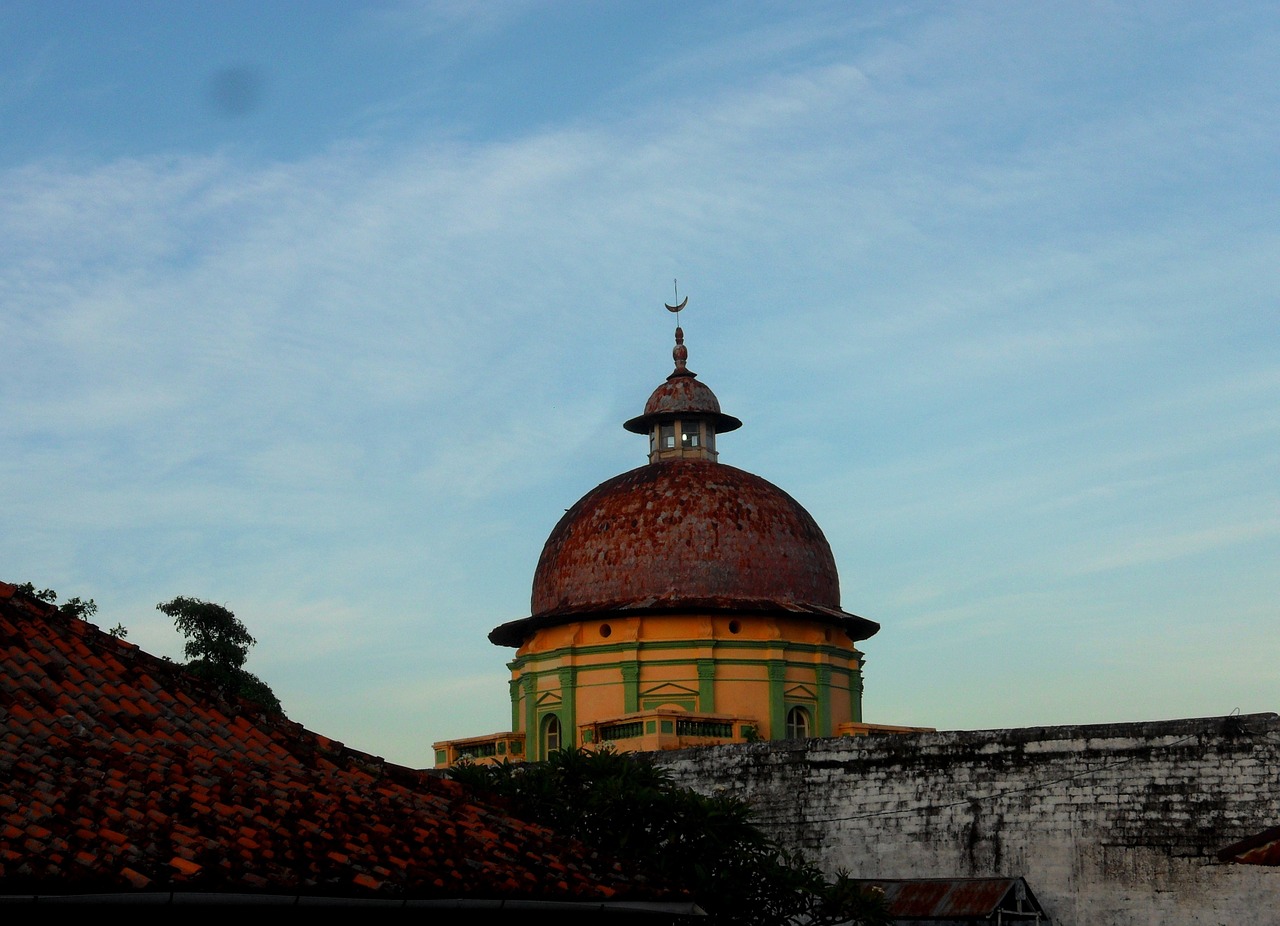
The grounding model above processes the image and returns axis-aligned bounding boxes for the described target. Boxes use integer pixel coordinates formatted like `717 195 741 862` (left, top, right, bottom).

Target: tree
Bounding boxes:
156 596 283 715
450 747 889 926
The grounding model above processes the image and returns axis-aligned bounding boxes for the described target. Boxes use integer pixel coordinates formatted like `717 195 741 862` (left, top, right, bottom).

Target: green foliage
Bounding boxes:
450 748 888 926
157 596 283 715
16 583 99 621
59 596 98 620
159 595 255 668
16 583 58 604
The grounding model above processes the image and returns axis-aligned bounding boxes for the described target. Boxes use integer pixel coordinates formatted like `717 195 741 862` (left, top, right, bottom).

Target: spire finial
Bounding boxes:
664 281 690 375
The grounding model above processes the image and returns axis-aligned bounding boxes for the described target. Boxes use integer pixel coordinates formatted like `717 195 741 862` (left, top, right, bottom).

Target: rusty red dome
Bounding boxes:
488 460 879 646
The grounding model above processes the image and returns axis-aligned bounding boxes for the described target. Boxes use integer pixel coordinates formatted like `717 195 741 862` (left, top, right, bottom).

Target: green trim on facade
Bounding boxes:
643 697 696 711
508 677 521 732
815 663 832 737
561 669 852 697
507 644 861 751
521 674 536 756
508 636 860 667
621 660 640 713
697 659 715 712
641 681 698 698
783 700 817 740
536 710 562 761
767 659 786 740
512 653 858 681
558 666 578 750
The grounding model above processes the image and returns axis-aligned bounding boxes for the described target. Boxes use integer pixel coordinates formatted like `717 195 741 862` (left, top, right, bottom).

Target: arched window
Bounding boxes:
541 713 562 755
785 706 811 740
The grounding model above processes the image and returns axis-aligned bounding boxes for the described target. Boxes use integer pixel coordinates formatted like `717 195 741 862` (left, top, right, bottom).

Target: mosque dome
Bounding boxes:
488 302 878 648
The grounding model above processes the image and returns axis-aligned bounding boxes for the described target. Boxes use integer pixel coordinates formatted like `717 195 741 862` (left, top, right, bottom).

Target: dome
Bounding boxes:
488 460 879 646
622 372 743 435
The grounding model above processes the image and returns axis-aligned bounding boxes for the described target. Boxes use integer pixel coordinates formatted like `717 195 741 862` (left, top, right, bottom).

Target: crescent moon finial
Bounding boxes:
665 278 686 313
663 280 692 374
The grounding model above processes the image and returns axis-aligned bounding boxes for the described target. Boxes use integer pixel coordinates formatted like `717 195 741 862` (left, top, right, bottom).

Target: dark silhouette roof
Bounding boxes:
0 581 686 911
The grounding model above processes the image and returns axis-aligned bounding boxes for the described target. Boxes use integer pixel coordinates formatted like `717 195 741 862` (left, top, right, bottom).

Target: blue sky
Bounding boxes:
2 1 1277 768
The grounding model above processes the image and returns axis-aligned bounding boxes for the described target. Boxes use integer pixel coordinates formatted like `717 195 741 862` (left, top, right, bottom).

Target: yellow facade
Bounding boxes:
435 612 866 766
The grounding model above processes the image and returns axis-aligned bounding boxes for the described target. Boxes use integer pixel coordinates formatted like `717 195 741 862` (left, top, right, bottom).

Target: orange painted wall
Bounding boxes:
509 612 864 745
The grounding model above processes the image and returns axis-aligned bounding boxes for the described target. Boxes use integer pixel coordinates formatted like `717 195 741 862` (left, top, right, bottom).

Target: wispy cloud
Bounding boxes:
2 3 1277 764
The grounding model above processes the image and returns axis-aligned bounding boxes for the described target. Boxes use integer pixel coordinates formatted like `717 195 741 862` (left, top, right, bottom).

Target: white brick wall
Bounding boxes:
655 713 1280 926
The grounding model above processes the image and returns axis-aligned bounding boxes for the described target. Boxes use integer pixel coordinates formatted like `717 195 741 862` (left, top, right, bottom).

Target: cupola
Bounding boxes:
622 298 741 463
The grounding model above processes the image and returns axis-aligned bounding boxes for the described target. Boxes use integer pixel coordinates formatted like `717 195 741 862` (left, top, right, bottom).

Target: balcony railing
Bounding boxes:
599 721 645 741
580 710 755 753
433 731 525 768
676 718 734 738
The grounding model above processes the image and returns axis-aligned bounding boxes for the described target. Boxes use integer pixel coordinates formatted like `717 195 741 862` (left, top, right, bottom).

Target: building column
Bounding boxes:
508 672 522 733
850 663 864 723
767 659 786 740
621 661 640 714
558 666 577 749
815 663 832 737
522 674 538 759
697 659 716 713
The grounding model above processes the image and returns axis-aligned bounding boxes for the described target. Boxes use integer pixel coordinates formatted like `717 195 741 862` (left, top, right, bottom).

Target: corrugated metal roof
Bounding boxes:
855 877 1046 920
1218 825 1280 866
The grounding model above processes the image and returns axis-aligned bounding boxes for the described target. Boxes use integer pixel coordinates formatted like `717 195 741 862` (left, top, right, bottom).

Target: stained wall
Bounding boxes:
655 713 1280 926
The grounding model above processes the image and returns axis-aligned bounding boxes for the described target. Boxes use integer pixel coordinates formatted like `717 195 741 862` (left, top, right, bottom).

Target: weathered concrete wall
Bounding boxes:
654 713 1280 926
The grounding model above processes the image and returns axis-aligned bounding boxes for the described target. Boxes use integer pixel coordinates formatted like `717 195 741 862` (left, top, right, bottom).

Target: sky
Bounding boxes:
2 1 1277 769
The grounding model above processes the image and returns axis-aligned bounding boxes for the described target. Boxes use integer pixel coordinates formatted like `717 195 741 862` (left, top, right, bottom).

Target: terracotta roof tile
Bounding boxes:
0 581 679 905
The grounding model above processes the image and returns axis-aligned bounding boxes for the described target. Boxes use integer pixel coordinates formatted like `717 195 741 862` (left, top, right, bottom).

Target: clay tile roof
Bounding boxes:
0 581 683 908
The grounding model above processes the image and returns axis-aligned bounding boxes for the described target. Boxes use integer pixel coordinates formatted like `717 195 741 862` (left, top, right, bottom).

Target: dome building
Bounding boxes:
434 301 906 768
